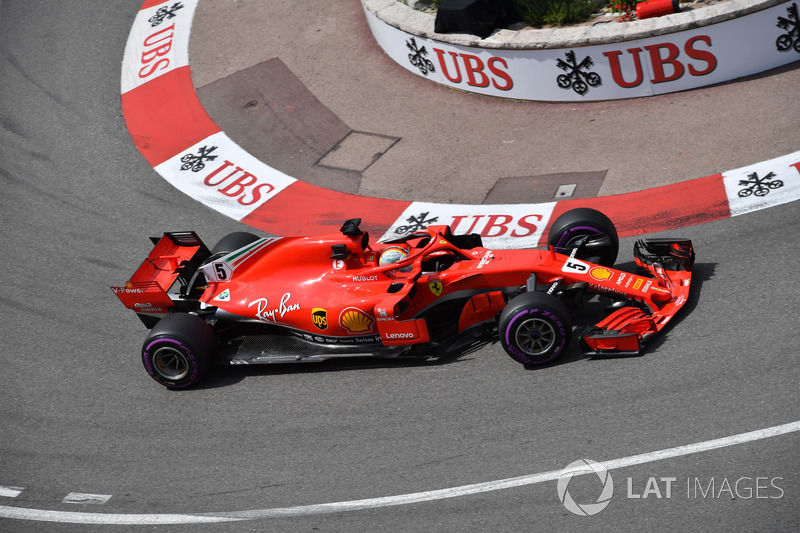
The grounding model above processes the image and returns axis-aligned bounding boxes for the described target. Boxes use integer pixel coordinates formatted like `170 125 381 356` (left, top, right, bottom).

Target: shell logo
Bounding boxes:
589 267 614 281
339 307 375 334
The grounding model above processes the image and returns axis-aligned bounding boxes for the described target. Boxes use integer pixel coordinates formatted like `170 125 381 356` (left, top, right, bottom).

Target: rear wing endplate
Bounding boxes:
111 232 210 317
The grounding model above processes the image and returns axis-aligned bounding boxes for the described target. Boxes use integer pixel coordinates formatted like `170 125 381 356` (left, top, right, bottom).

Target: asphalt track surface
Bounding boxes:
1 1 798 531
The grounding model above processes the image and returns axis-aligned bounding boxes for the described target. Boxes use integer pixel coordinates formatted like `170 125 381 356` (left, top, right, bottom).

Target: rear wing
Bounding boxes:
111 232 210 326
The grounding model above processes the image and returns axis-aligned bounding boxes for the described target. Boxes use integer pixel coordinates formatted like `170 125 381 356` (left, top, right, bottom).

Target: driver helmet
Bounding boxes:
379 245 409 267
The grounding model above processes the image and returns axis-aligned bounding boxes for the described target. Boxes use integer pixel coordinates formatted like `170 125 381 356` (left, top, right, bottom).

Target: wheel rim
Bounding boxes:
565 234 593 249
554 226 603 251
555 226 616 266
152 345 190 380
514 317 557 355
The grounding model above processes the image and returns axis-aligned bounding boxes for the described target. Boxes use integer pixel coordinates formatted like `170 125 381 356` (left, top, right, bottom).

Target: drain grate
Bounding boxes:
484 170 606 204
316 131 400 173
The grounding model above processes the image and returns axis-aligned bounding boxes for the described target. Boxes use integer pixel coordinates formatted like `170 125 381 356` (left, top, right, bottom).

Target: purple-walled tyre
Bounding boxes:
547 207 619 267
141 313 217 389
498 292 572 365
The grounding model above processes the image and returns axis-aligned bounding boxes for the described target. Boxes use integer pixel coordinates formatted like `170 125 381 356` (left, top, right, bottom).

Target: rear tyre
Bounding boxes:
547 208 619 267
141 313 217 389
211 232 260 254
498 292 571 365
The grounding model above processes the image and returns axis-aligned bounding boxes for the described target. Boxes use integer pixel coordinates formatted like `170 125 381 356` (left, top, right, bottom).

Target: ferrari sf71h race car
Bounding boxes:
112 208 695 388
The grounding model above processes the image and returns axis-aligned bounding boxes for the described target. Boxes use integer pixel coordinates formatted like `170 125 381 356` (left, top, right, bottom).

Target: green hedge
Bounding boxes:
426 0 617 28
513 0 605 27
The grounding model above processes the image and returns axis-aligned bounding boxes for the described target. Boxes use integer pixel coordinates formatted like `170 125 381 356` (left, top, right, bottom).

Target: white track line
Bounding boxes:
0 506 239 525
61 493 112 505
0 486 23 498
1 420 797 525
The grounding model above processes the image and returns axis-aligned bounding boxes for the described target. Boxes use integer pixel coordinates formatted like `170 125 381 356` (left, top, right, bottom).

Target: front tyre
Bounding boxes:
547 207 619 267
141 313 217 389
499 292 571 365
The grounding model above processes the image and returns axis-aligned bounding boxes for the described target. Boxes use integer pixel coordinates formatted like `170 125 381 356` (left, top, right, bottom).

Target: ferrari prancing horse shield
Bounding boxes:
429 281 443 296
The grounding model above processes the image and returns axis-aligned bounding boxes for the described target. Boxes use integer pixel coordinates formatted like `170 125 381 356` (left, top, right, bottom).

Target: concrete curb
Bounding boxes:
362 0 783 49
361 0 798 101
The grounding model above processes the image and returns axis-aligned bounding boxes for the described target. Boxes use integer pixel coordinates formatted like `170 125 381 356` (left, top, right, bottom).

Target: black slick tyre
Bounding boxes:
547 208 619 267
211 232 260 254
141 313 217 389
498 292 572 365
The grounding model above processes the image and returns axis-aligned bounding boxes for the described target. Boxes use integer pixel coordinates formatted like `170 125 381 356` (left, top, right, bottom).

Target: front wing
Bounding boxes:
580 238 695 356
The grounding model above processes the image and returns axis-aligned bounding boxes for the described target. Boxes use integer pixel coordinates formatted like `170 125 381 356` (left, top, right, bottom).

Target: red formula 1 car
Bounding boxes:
112 208 695 388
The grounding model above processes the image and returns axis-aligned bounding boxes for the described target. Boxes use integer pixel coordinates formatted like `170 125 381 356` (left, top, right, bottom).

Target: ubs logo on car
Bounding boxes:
312 308 328 330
